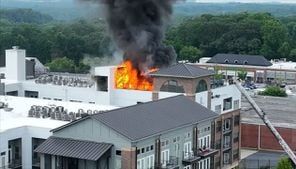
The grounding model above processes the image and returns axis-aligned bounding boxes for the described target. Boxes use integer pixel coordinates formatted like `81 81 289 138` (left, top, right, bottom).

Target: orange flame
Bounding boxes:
115 60 157 91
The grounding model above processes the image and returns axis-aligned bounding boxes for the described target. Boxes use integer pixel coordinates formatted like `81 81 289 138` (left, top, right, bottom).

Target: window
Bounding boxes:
196 80 208 93
160 80 185 93
43 97 51 100
234 99 239 110
215 105 222 114
223 136 231 148
234 115 240 126
198 158 210 169
141 148 145 154
54 98 62 101
161 149 169 167
25 90 39 98
216 121 222 132
150 145 154 151
184 165 191 169
223 119 231 132
234 60 238 64
116 150 122 156
145 155 154 169
146 147 150 152
137 158 145 169
137 149 140 155
223 97 232 111
199 135 211 149
97 76 108 91
224 59 229 63
223 153 230 164
183 142 192 159
244 60 248 65
174 143 180 157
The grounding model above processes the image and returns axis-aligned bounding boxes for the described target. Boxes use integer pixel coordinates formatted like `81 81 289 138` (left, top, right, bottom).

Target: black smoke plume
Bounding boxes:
80 0 177 71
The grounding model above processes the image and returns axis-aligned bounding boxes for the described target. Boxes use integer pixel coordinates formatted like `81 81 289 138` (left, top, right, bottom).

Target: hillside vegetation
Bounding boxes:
0 9 296 69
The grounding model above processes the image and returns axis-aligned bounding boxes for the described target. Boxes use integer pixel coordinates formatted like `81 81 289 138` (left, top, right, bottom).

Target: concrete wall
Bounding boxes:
5 47 26 81
21 82 110 105
241 123 296 151
0 126 53 169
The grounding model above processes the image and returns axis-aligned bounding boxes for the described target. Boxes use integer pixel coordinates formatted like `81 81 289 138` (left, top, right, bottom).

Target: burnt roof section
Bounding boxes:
92 95 218 141
207 53 272 67
35 136 112 161
150 63 214 78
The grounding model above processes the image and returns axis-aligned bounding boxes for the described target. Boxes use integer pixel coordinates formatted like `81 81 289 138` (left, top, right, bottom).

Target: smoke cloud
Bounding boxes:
80 0 177 71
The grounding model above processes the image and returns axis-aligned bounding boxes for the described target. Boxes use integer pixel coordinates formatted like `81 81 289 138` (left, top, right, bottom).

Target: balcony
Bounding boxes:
8 159 22 169
198 148 218 158
182 148 218 165
182 152 201 165
161 156 179 169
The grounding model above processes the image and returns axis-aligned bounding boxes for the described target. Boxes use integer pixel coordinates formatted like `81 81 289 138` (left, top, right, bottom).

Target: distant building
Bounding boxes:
207 54 272 67
198 54 296 84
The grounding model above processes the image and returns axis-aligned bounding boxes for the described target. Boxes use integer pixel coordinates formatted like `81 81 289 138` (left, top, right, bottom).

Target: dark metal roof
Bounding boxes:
207 53 272 67
34 137 112 161
150 63 214 78
92 95 218 141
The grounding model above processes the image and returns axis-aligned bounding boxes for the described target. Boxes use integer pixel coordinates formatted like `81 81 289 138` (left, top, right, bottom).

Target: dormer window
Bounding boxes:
243 60 248 65
224 59 229 63
234 60 238 64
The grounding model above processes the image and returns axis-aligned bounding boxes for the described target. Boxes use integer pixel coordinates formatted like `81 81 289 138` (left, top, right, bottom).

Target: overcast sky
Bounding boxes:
193 0 296 3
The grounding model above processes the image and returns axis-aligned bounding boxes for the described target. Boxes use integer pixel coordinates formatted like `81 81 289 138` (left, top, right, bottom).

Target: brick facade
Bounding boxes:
121 147 137 169
241 123 296 151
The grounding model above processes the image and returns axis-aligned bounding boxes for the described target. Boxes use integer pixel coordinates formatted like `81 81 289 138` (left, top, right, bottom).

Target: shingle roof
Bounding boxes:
150 63 214 78
34 137 112 161
207 53 272 67
92 95 218 141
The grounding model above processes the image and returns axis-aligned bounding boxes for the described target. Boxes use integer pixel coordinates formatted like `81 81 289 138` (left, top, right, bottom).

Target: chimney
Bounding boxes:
5 46 26 81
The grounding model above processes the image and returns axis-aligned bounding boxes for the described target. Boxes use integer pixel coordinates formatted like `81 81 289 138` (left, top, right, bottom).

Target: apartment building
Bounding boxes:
35 95 218 169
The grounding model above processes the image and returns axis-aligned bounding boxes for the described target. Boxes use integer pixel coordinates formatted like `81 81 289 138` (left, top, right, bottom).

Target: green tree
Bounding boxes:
179 46 202 62
46 57 76 73
289 49 296 61
278 42 291 58
237 69 247 81
259 86 287 97
276 157 293 169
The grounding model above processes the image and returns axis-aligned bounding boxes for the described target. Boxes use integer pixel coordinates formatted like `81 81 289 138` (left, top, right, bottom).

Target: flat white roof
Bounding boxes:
0 96 118 132
270 61 296 70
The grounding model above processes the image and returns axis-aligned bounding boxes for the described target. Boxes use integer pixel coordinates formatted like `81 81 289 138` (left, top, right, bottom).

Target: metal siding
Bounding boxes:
35 137 112 161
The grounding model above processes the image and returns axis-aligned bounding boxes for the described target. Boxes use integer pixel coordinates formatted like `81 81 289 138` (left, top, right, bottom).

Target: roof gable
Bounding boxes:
150 63 214 78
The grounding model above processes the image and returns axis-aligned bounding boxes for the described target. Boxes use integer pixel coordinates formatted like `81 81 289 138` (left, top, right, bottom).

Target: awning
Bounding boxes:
35 137 112 161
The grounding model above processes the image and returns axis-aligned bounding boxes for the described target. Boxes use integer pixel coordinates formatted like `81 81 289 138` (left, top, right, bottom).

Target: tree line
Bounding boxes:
166 12 296 62
1 9 296 72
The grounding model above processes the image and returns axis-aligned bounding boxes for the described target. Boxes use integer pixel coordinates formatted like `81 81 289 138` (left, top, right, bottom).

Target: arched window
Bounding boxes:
243 60 248 65
196 80 208 93
160 80 185 93
234 60 238 64
224 59 229 63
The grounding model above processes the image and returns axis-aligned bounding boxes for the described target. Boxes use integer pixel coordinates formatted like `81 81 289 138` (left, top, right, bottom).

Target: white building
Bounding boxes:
0 47 242 169
0 96 117 169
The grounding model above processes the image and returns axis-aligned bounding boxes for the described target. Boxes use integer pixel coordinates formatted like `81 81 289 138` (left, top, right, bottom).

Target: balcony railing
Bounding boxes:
8 159 22 169
161 156 179 169
182 148 218 165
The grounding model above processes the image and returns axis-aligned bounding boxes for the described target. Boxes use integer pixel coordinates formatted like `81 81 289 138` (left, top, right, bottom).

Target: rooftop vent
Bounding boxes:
12 46 19 50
